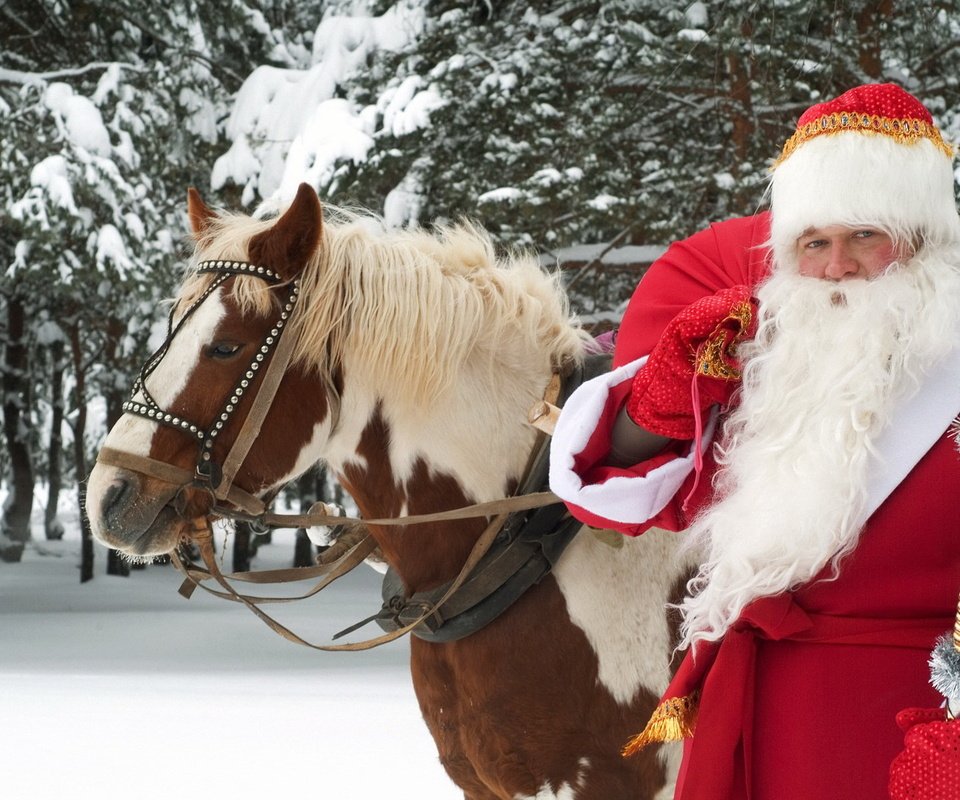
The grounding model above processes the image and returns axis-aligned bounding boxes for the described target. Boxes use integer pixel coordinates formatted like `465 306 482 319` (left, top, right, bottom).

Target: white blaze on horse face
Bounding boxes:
103 289 228 457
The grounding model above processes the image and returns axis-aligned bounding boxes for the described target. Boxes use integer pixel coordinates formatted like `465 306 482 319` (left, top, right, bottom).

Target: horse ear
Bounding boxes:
248 183 322 279
187 187 217 240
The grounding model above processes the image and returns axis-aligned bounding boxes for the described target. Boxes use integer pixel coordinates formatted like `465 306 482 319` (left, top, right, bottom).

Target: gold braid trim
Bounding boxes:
694 301 753 380
621 693 700 757
774 112 954 168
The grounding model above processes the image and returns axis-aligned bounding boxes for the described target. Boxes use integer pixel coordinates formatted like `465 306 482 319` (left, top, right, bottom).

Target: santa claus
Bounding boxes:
549 84 960 799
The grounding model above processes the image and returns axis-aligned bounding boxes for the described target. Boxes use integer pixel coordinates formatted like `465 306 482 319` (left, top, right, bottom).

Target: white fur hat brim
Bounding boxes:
769 131 960 269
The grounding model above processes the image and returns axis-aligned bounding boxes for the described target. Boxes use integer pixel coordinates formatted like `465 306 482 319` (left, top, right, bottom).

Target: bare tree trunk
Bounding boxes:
857 0 893 79
102 316 130 575
69 322 94 582
1 296 34 562
294 468 321 567
233 521 253 572
44 339 65 540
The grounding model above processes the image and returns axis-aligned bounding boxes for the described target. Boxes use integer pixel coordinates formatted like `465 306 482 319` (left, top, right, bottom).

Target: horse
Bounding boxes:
86 183 692 800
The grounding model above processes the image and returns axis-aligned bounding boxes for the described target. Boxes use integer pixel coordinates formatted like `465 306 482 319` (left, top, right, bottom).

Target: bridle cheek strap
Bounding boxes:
215 313 301 503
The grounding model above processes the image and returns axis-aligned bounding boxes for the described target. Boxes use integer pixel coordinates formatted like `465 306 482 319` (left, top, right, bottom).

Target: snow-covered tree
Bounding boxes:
213 0 960 249
0 0 311 566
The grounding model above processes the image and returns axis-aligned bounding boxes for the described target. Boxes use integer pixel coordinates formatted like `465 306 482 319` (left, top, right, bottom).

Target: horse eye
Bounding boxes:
206 342 242 359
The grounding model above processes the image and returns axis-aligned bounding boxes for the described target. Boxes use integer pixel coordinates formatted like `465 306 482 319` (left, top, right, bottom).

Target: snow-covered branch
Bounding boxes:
0 63 143 86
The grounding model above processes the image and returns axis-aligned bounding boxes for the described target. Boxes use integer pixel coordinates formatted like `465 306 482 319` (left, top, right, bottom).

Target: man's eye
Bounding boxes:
206 342 242 359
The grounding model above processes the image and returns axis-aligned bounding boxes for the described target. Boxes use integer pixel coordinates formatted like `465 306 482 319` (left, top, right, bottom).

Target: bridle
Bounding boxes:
108 259 302 516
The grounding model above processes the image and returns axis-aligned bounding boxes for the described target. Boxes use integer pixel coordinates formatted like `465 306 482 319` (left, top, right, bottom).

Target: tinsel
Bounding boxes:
929 634 960 702
621 693 699 757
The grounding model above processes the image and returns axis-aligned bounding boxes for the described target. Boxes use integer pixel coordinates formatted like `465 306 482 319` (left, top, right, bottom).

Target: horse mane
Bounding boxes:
179 205 589 404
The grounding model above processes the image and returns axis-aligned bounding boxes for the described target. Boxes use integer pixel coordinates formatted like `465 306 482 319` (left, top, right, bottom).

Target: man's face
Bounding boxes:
796 225 908 280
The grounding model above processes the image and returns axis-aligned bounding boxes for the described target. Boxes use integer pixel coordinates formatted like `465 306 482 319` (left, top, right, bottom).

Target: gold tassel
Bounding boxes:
622 693 700 757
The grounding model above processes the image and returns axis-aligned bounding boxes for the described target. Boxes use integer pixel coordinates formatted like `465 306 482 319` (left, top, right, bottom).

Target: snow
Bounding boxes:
44 82 112 156
275 98 375 202
586 194 622 211
547 243 666 266
95 223 132 274
477 187 526 203
1 506 458 800
380 76 446 137
28 155 78 214
213 5 435 216
684 2 709 28
677 28 709 43
383 167 424 228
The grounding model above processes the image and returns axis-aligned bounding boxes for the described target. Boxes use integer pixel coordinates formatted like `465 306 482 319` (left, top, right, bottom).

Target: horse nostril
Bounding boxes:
101 478 134 523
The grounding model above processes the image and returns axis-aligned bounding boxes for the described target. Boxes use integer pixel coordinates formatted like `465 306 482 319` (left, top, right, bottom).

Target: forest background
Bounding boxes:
3 0 959 576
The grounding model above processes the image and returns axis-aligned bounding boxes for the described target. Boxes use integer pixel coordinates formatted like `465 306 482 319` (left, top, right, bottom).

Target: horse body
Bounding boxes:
86 185 688 799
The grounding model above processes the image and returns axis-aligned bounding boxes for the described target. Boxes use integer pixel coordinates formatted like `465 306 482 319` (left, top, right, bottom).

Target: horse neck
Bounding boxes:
328 352 551 593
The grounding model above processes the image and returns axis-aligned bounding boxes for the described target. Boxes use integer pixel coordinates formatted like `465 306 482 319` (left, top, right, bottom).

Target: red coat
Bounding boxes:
549 213 960 799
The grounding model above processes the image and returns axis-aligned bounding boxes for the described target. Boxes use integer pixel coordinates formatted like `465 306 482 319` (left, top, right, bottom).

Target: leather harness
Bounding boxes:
97 257 610 650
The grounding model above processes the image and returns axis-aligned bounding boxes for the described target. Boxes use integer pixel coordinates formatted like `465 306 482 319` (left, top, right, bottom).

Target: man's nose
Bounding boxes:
823 244 859 279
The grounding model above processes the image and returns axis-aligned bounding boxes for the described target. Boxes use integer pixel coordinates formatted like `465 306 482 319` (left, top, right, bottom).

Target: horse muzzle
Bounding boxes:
86 460 206 557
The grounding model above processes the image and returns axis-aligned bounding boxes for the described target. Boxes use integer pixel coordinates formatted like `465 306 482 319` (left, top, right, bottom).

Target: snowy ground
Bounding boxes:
0 509 459 800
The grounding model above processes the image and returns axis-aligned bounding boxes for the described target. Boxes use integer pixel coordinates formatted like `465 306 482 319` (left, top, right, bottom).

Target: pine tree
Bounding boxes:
0 0 310 566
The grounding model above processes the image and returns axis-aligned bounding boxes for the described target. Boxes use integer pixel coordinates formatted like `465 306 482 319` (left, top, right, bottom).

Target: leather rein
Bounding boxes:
97 258 567 651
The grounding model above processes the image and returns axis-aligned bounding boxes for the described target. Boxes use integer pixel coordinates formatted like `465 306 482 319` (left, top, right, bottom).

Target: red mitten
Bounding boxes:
889 707 960 800
626 286 758 439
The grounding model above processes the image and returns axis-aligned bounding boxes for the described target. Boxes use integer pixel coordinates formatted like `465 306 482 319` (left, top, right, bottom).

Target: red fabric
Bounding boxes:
666 434 960 800
567 212 960 798
889 708 960 800
565 213 770 535
613 213 771 368
798 83 934 128
559 215 770 536
561 375 699 535
626 285 757 439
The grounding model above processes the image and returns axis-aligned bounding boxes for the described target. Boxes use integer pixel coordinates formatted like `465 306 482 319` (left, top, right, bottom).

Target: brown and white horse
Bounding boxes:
86 184 689 800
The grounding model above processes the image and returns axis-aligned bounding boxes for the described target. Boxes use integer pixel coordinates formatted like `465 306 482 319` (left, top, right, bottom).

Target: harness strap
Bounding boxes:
97 447 268 517
174 510 510 651
96 446 560 529
174 527 378 604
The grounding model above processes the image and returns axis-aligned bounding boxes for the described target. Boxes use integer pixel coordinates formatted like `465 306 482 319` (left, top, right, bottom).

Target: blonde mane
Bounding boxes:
179 206 589 404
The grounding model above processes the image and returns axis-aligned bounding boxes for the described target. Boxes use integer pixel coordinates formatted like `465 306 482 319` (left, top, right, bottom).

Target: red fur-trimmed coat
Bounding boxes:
549 213 960 799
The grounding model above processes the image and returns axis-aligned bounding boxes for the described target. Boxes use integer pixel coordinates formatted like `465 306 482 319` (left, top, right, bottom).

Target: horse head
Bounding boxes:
87 184 335 557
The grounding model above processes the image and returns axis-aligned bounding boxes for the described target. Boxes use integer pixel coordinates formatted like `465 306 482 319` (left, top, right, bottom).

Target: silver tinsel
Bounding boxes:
930 634 960 701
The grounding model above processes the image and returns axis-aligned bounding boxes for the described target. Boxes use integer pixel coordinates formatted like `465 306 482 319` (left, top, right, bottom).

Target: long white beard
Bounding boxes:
678 248 960 650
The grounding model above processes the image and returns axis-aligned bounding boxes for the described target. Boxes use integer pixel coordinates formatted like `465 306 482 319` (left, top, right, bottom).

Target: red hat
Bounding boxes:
769 84 959 269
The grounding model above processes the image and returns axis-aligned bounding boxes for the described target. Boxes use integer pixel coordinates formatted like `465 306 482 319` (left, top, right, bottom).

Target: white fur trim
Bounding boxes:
866 342 960 516
770 133 960 269
549 356 717 525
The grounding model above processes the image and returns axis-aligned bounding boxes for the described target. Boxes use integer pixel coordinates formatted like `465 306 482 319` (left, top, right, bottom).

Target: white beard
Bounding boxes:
678 247 960 650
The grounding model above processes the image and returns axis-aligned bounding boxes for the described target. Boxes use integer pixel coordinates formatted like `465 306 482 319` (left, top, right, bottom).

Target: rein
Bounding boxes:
96 446 559 529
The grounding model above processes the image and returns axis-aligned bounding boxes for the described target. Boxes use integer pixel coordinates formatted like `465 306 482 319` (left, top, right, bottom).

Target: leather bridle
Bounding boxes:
105 259 302 516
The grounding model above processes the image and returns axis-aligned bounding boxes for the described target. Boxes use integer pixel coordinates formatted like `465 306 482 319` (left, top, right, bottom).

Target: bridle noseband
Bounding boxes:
119 259 300 507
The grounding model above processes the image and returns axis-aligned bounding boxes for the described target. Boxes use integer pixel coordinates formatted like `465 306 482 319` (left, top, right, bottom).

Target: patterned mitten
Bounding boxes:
626 286 757 439
889 707 960 800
